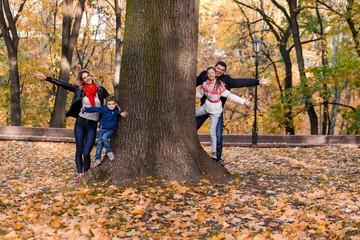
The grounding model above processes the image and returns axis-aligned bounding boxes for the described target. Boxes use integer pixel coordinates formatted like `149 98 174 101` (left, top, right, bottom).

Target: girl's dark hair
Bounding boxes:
206 66 223 92
205 66 216 79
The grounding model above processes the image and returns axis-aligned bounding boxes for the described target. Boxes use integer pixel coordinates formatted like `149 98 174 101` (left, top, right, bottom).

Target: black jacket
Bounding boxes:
196 70 259 107
46 77 110 118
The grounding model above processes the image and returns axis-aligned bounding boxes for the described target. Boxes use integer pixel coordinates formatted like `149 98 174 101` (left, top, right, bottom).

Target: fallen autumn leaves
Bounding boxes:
0 141 359 239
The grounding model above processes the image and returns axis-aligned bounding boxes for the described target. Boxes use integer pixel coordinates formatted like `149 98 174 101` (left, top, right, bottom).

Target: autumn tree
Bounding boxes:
49 0 85 128
0 0 27 126
318 0 359 57
234 0 296 134
286 0 319 134
73 0 126 94
88 0 230 185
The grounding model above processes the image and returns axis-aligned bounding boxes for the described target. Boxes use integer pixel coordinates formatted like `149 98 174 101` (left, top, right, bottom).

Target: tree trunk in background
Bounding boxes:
329 87 340 135
235 0 296 134
0 0 26 126
50 0 85 128
328 35 340 135
7 55 21 126
112 0 125 97
280 28 295 135
287 0 318 134
315 2 330 135
89 0 230 185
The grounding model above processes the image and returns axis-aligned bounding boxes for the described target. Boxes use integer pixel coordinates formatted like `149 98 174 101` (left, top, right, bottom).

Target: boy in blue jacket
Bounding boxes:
82 95 128 166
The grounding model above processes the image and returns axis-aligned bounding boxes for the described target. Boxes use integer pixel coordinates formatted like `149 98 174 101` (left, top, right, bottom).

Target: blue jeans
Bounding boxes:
95 129 114 160
196 112 224 160
74 117 98 174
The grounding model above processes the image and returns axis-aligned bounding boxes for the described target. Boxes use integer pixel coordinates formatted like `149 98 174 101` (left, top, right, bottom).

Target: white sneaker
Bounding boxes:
107 152 115 161
211 152 217 159
94 159 101 166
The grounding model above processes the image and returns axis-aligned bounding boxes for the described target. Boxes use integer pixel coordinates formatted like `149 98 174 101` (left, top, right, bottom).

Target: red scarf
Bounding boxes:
83 83 98 107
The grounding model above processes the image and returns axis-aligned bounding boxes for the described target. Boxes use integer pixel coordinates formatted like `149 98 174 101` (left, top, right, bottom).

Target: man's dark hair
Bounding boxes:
106 95 117 103
215 60 227 70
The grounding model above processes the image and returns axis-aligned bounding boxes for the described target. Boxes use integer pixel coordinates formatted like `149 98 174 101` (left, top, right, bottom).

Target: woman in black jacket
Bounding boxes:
35 70 110 183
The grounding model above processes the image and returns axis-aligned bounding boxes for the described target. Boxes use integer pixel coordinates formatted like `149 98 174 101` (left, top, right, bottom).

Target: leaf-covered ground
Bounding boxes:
0 141 359 239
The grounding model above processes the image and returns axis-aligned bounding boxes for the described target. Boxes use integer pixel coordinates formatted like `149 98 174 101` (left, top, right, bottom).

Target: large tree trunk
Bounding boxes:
88 0 230 185
50 0 85 128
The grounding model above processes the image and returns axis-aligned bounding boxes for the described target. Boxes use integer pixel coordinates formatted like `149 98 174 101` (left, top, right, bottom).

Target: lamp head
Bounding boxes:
252 38 262 54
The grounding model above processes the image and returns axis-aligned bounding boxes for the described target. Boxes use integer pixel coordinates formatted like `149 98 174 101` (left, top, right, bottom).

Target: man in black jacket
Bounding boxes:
196 61 271 166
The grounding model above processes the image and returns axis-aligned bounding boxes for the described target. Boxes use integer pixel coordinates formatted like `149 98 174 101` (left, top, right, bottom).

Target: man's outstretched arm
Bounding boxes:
225 75 271 89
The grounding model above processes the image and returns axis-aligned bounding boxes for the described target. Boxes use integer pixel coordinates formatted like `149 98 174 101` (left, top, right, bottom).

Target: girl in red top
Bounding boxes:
196 67 251 161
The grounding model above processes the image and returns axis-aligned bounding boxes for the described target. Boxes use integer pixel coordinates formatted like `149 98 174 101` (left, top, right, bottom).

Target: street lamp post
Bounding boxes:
251 38 262 145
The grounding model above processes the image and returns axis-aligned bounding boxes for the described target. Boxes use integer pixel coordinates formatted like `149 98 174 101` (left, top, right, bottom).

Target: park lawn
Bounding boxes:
0 141 359 239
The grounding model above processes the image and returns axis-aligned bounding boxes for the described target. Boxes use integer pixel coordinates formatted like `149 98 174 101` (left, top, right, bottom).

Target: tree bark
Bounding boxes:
287 0 318 134
328 87 340 135
0 0 26 126
315 1 330 135
88 0 231 185
50 0 85 128
112 0 125 97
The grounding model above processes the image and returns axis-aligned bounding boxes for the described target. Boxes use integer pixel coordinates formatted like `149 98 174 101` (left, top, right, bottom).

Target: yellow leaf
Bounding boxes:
133 206 146 216
14 222 22 230
253 234 267 240
196 212 206 221
200 179 210 184
316 225 327 234
210 232 225 240
233 231 241 237
122 189 133 196
51 217 61 229
210 197 222 204
109 185 118 191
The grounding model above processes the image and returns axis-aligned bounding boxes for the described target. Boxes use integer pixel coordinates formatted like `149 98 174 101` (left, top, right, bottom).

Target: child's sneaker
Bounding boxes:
211 152 217 160
107 152 115 161
94 159 101 166
218 159 225 166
